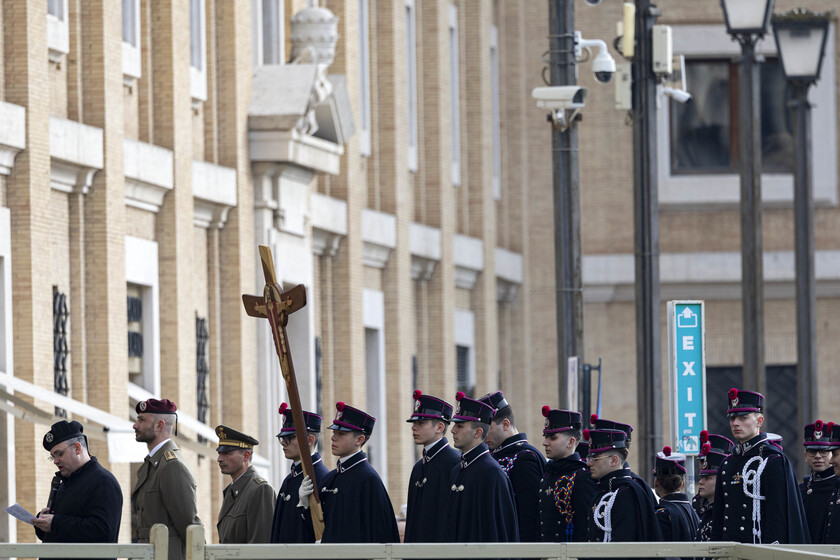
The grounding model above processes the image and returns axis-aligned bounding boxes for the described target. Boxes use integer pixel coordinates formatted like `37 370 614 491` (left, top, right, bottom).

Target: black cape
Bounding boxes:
270 453 329 543
445 443 520 543
711 433 810 544
798 467 837 544
692 496 714 542
405 438 461 543
491 433 546 542
316 451 399 543
655 492 699 542
35 457 122 560
586 468 663 545
538 452 596 542
822 480 840 544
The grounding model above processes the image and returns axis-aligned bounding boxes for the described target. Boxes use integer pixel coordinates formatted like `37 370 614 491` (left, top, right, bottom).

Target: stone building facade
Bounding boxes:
1 0 839 546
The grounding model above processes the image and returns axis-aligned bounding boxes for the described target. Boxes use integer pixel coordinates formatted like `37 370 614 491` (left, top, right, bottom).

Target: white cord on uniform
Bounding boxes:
593 490 620 542
742 455 768 543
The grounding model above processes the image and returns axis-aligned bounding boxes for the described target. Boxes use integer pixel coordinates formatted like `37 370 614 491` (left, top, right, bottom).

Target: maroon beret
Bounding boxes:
136 398 178 414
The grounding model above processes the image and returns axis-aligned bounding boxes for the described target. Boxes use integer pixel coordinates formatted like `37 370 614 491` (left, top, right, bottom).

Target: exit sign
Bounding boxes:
667 301 706 455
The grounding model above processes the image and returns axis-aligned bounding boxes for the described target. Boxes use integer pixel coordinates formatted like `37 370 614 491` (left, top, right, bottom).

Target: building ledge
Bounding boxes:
410 223 441 280
362 209 396 269
311 193 347 257
495 247 523 303
50 117 103 194
0 101 25 176
454 234 484 290
124 139 173 212
193 160 237 229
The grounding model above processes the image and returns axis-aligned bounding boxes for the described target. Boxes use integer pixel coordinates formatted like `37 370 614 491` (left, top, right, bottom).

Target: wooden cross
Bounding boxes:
242 245 325 539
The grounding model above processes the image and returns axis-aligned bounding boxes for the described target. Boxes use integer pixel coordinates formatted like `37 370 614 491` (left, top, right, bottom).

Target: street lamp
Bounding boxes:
772 8 830 459
719 0 774 398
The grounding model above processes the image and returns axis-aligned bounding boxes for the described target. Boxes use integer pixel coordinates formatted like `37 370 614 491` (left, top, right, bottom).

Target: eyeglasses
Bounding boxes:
806 449 832 457
47 443 75 462
277 434 296 445
586 454 610 464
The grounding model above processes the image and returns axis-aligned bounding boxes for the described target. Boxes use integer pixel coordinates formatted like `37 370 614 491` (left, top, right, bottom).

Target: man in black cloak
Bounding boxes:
652 447 699 544
585 428 662 548
693 431 734 542
821 423 840 544
798 420 838 543
445 391 519 544
538 407 596 542
404 390 460 543
299 402 399 543
710 388 810 544
590 414 656 502
480 391 545 542
270 404 328 543
34 420 123 560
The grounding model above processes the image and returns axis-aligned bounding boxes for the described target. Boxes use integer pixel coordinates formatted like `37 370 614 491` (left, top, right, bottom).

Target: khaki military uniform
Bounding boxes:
133 440 202 560
217 466 275 543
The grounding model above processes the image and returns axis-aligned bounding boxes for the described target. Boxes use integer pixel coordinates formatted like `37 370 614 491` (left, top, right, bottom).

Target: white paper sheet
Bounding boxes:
3 503 36 524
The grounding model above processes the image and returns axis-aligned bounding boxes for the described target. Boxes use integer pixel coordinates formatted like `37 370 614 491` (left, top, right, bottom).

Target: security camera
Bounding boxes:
584 0 603 4
662 87 692 104
575 32 617 84
532 86 588 110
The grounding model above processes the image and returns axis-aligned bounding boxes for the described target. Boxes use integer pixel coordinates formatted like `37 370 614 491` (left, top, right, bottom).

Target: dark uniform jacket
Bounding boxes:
132 440 202 560
710 433 809 544
798 467 837 544
317 451 399 543
693 496 714 542
35 457 122 560
270 453 329 543
445 443 519 544
586 468 662 545
405 438 461 543
491 433 546 542
822 480 840 544
217 466 275 543
538 453 596 542
655 492 699 542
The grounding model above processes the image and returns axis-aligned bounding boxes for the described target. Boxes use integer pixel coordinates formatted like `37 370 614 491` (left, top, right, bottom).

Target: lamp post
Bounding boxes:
772 9 830 446
720 0 774 398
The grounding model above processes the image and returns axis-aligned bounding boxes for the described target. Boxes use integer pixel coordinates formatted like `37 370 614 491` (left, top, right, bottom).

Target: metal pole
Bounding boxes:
549 0 584 406
632 0 661 481
792 80 817 442
737 38 766 398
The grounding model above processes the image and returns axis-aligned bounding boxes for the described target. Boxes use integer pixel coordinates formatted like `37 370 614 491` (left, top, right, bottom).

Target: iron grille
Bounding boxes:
127 295 143 323
196 316 209 437
128 332 144 357
456 345 473 398
52 287 69 417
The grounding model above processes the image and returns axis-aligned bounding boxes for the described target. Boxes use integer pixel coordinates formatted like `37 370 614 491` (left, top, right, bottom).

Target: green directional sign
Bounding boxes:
667 301 706 455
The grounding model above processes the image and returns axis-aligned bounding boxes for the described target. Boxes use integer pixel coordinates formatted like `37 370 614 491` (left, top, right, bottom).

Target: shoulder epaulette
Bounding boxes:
254 475 267 484
164 450 178 461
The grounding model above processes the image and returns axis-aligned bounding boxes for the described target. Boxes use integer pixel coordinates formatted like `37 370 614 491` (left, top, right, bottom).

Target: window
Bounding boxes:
659 24 837 208
252 0 284 67
47 0 69 63
363 290 386 482
358 0 372 156
406 0 419 171
456 345 473 397
189 0 207 102
127 285 144 384
122 0 141 83
671 59 792 175
125 236 160 396
449 5 461 186
490 25 501 200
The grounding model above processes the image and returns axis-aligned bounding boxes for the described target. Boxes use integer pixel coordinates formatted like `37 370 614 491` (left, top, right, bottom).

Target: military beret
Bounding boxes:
43 420 85 451
136 398 178 414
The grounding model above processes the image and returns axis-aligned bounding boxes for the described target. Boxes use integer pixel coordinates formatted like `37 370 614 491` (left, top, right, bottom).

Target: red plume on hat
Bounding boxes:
700 429 709 443
590 413 598 425
582 428 590 440
728 388 738 400
700 442 711 455
456 391 465 401
663 446 672 457
815 420 824 431
542 406 551 418
828 422 835 433
336 401 346 411
278 402 288 414
413 390 422 399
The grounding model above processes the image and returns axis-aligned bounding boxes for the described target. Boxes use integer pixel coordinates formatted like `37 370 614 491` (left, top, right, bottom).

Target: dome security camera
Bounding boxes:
584 0 603 5
591 50 617 84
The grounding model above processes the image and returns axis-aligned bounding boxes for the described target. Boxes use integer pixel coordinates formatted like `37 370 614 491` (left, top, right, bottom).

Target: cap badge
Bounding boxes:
456 403 461 414
815 429 823 439
414 400 421 411
730 396 738 407
139 401 148 411
336 411 342 420
45 432 54 443
545 417 550 427
700 457 708 469
218 429 226 440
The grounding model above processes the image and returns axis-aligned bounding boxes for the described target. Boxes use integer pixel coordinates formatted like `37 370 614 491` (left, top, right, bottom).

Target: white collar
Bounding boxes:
338 450 361 465
148 438 171 458
424 438 444 453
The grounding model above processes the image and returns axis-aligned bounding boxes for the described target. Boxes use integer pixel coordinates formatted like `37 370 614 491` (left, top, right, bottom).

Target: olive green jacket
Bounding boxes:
217 466 275 543
132 440 202 560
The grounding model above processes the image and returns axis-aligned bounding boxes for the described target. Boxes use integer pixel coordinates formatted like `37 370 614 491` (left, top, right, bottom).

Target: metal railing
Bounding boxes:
3 524 840 560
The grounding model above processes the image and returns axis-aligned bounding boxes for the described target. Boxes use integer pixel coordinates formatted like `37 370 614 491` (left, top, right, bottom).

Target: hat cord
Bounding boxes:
742 454 768 544
593 488 619 542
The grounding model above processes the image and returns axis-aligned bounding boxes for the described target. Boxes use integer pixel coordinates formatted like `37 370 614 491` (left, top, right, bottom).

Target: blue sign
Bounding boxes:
668 301 706 455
